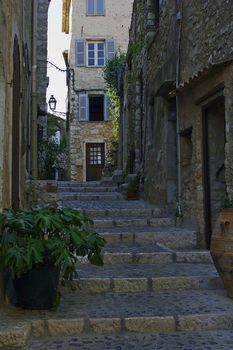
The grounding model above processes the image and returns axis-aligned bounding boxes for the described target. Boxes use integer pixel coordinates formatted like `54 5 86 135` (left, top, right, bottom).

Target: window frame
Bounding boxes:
87 41 105 67
86 0 105 16
78 93 110 122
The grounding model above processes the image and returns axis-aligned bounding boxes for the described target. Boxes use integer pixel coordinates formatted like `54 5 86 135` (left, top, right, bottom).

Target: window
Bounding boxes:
87 0 105 16
75 39 115 67
79 94 110 121
87 42 105 66
89 96 104 121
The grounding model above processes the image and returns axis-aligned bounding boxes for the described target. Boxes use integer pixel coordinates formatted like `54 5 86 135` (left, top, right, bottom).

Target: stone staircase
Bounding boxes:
1 180 233 349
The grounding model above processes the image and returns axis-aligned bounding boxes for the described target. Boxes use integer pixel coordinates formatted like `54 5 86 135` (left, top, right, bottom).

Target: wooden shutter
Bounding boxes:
76 39 86 66
104 95 111 120
106 39 115 62
79 94 88 121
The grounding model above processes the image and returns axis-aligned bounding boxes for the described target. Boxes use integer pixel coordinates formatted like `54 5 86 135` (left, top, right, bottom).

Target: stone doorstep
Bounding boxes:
74 276 223 293
93 217 173 228
99 231 197 249
102 251 212 265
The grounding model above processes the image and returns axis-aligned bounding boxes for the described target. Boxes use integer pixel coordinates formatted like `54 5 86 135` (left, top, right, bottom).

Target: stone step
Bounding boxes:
62 199 160 212
59 192 124 201
75 275 222 293
92 217 173 228
25 290 233 337
80 207 163 217
58 180 117 188
97 227 197 249
28 329 233 350
100 251 212 265
76 263 217 280
58 186 120 193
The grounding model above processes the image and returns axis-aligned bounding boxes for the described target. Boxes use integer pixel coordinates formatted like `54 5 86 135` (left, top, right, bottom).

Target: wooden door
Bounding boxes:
202 96 226 248
86 143 105 181
12 36 20 210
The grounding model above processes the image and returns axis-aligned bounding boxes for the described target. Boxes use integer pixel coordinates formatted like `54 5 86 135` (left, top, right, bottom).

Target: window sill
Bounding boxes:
86 14 105 17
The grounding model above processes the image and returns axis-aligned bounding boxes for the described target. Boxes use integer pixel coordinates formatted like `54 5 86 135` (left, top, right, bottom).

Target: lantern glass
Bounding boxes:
49 95 57 111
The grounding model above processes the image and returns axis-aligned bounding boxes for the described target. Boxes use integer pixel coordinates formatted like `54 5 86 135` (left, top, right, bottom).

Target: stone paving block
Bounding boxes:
152 276 200 291
115 218 148 227
31 320 45 337
125 316 175 333
89 318 121 334
99 232 122 243
149 217 173 226
134 252 173 264
177 313 233 331
0 323 31 349
76 278 111 293
103 253 133 264
121 232 134 242
175 251 212 263
47 319 85 336
113 278 148 292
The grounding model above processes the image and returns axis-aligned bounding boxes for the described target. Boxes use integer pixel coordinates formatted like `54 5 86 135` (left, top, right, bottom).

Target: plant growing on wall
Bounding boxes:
103 53 126 167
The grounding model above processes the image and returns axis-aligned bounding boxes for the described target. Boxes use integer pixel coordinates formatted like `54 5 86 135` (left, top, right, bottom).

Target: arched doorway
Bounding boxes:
11 36 20 210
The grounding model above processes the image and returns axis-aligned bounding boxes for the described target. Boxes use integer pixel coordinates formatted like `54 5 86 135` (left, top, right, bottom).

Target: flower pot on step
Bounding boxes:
210 208 233 298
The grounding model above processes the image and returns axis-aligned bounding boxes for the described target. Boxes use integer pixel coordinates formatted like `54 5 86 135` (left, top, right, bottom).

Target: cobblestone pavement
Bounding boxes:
62 199 157 210
29 330 233 349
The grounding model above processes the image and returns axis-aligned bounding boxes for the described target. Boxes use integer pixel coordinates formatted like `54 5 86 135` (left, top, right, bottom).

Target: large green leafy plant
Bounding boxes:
0 207 105 282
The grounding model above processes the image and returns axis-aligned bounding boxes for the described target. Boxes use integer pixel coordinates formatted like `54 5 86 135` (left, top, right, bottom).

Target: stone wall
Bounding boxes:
36 0 50 136
121 0 233 246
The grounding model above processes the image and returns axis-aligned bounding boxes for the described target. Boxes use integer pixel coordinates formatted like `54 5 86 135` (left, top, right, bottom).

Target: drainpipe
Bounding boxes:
31 0 38 179
175 1 182 215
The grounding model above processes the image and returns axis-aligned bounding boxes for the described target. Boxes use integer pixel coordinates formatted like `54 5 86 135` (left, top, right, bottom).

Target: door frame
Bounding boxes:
84 141 106 181
202 94 225 248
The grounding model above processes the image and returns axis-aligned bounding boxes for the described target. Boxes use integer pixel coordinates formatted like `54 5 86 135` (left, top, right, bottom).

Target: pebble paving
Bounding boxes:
77 263 217 279
55 289 232 318
62 199 156 210
29 330 233 349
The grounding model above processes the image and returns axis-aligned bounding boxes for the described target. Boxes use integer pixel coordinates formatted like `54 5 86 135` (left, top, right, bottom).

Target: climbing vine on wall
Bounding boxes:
103 53 126 166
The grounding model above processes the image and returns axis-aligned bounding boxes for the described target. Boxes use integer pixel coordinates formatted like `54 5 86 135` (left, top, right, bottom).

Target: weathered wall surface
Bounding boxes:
122 0 233 246
68 0 133 181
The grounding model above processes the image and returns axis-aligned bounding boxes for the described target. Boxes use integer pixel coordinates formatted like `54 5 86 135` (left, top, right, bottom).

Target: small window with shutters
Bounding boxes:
87 0 105 16
79 93 111 122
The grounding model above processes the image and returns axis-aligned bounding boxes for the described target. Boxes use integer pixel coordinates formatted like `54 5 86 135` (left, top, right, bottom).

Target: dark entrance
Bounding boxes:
202 96 226 248
12 36 21 210
86 143 105 181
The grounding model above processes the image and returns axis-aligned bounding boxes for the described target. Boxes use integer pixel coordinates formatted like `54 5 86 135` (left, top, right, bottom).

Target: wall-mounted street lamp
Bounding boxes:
48 95 57 111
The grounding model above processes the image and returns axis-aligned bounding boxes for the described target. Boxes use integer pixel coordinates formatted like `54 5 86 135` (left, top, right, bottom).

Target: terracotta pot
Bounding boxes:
210 208 233 298
127 191 138 200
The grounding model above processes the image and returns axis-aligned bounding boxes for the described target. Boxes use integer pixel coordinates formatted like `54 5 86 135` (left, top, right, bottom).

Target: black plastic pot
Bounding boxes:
14 263 60 310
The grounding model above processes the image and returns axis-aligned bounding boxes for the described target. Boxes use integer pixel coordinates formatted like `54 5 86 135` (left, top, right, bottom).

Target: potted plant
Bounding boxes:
210 193 233 298
126 175 140 200
0 207 105 309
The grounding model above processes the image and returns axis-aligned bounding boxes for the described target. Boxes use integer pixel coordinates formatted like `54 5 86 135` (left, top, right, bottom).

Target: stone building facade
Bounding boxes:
121 0 233 247
62 0 133 181
0 0 50 305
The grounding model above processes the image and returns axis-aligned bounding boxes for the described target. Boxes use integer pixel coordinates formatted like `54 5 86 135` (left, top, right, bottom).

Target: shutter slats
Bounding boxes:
79 94 88 121
76 39 85 66
106 39 115 62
